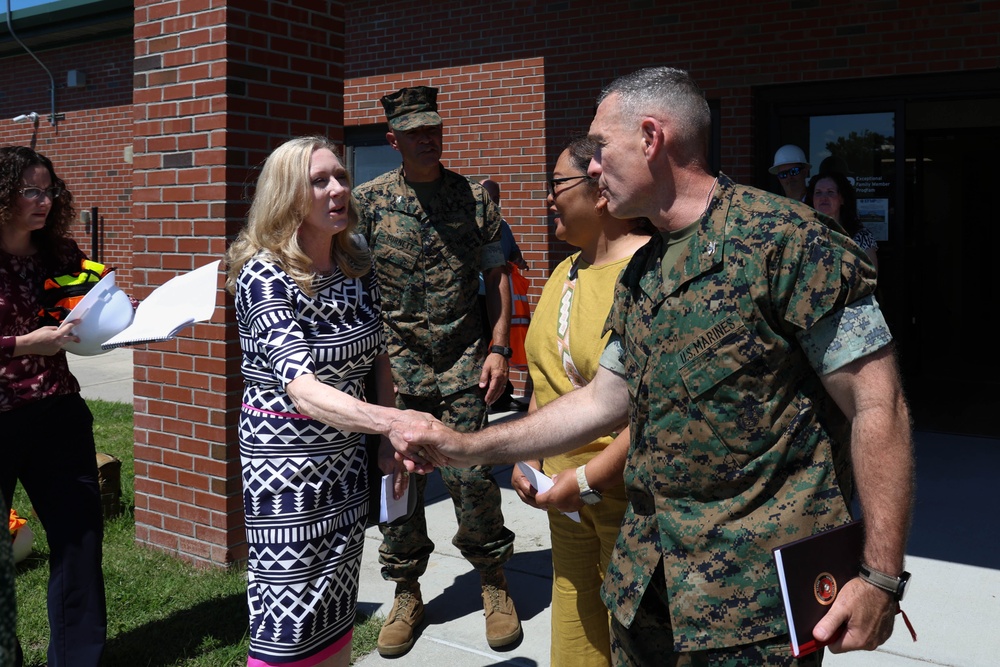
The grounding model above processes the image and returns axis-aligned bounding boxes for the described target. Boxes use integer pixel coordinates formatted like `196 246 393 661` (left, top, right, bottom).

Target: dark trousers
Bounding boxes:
0 393 107 667
378 387 515 583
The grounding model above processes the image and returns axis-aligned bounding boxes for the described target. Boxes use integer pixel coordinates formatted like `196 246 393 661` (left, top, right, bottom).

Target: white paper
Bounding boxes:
772 548 801 653
516 461 580 522
379 474 411 524
101 260 221 349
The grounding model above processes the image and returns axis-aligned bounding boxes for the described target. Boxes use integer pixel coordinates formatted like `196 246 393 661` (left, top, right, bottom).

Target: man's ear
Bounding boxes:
640 117 664 161
386 130 399 151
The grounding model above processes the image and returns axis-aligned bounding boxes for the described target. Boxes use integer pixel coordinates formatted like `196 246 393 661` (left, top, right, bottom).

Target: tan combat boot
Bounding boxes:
377 583 425 657
481 572 522 649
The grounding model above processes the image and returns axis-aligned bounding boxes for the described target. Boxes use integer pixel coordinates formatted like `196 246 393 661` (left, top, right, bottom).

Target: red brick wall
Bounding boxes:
345 0 1000 284
0 35 136 289
129 0 347 567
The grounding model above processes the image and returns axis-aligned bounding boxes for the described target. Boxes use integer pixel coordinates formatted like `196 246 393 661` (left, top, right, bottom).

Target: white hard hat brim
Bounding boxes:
769 145 811 174
62 271 135 356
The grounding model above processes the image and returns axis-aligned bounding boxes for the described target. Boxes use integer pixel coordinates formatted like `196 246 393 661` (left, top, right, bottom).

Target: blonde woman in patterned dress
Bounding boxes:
226 136 428 667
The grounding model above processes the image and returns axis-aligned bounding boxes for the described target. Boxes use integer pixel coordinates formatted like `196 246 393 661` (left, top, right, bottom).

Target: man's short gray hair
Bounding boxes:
598 67 711 164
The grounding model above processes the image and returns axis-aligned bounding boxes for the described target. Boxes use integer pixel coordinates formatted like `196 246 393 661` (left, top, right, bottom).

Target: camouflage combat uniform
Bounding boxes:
354 166 514 582
600 174 888 663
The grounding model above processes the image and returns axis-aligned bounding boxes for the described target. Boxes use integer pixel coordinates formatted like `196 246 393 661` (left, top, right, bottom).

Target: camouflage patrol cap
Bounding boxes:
381 86 443 131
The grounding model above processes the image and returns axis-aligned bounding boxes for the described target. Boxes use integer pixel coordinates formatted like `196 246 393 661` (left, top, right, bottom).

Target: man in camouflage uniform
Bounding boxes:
401 68 914 666
353 85 521 657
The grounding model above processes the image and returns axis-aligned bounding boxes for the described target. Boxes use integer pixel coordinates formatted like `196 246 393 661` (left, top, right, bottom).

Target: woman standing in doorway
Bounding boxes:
807 170 879 271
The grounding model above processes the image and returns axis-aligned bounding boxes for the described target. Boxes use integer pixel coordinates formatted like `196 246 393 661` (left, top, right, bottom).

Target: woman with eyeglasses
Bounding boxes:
509 136 653 667
806 169 879 271
0 145 107 666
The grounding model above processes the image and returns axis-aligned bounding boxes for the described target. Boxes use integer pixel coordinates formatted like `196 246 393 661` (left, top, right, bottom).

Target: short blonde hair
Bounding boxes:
225 136 369 296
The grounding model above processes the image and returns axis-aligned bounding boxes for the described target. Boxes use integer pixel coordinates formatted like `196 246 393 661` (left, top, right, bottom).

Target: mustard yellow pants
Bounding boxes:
548 492 628 667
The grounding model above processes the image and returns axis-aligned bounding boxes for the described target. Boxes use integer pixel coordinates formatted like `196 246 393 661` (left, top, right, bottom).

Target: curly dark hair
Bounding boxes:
0 145 77 263
806 170 859 236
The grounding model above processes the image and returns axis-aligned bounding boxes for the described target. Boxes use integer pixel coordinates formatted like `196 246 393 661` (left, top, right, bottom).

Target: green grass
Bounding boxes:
12 399 381 666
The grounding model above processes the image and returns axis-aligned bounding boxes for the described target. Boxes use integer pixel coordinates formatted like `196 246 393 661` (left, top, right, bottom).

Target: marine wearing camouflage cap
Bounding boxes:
381 86 443 132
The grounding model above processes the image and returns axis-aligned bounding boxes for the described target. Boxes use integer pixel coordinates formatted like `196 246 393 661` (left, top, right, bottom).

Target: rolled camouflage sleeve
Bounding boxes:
797 294 892 375
773 220 878 332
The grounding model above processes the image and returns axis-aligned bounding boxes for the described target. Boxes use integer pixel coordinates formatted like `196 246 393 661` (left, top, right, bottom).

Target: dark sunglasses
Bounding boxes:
547 174 589 194
777 166 803 180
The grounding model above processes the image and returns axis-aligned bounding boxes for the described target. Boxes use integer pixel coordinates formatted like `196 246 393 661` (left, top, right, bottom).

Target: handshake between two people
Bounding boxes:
383 412 475 473
375 412 477 503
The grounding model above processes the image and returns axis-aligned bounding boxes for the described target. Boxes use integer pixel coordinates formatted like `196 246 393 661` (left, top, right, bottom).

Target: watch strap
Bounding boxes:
859 563 910 601
575 465 602 503
490 344 513 359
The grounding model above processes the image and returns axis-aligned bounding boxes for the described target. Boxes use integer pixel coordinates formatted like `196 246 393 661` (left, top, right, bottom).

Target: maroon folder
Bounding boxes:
771 521 864 657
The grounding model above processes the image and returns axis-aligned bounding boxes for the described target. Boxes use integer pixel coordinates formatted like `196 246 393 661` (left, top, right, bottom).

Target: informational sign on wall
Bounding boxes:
857 197 889 241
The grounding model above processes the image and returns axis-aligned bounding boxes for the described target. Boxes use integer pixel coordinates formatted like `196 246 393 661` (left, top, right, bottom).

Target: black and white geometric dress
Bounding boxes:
235 255 384 666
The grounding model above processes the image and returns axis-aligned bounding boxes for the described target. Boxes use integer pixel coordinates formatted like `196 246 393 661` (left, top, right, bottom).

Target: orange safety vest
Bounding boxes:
507 263 531 368
37 259 110 326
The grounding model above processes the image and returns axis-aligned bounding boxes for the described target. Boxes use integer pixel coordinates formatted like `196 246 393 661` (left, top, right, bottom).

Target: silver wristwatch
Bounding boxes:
576 465 603 505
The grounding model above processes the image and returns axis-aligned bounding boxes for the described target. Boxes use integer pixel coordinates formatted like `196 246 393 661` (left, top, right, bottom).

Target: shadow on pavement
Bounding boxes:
906 431 1000 570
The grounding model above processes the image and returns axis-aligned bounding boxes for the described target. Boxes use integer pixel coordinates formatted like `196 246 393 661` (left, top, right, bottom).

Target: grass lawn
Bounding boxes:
11 399 381 666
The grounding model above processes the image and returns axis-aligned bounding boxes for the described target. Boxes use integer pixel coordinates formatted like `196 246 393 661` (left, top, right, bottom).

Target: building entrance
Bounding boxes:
903 127 1000 437
758 72 1000 438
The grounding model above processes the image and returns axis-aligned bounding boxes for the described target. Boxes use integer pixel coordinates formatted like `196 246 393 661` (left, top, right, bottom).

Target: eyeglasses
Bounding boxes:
19 187 62 201
777 166 803 180
547 174 589 195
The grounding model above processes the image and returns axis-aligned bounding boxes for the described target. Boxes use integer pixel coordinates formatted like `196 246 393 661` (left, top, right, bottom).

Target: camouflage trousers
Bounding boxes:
378 386 515 584
611 566 823 667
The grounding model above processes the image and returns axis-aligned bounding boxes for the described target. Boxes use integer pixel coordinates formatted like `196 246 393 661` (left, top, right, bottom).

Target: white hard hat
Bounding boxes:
63 271 135 356
768 145 811 174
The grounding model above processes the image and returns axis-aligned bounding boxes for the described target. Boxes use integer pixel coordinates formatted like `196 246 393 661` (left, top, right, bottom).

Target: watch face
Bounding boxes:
581 490 602 505
897 572 910 601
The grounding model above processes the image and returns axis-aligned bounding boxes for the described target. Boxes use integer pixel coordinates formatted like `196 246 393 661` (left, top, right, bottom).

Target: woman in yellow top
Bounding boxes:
511 136 653 667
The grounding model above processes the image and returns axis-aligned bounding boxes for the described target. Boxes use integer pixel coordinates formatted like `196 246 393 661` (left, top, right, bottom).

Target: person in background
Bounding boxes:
511 135 652 667
401 67 914 666
226 135 426 667
480 177 530 413
807 169 879 271
353 86 520 656
0 145 107 667
480 178 528 273
768 144 811 202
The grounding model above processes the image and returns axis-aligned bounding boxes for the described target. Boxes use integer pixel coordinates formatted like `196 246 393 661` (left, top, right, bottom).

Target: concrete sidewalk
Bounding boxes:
68 351 1000 666
67 347 133 404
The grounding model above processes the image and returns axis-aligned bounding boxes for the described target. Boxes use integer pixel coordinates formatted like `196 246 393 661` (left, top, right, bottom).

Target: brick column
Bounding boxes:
131 0 346 567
